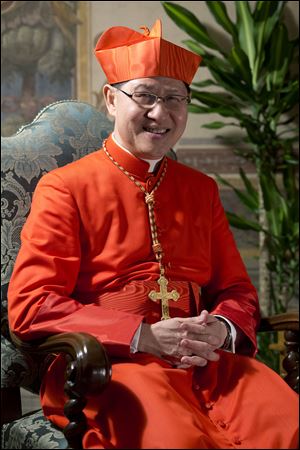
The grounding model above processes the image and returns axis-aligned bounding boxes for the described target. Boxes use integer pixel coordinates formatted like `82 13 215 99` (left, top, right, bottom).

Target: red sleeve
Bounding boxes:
8 173 143 358
202 181 260 356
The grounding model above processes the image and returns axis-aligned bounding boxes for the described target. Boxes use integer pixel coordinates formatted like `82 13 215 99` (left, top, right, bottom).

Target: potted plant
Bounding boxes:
162 0 299 371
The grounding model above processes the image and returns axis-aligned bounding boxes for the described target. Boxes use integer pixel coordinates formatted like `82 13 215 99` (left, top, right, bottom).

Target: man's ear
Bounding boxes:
103 84 117 117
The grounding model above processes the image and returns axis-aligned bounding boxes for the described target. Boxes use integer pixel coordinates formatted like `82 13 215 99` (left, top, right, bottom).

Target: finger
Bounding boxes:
205 315 220 324
180 339 220 362
180 355 208 367
174 361 193 369
198 309 209 324
177 313 217 327
176 342 194 357
179 322 208 337
179 323 221 346
181 352 220 366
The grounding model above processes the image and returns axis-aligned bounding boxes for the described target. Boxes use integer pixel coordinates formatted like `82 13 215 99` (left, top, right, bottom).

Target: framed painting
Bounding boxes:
1 0 90 136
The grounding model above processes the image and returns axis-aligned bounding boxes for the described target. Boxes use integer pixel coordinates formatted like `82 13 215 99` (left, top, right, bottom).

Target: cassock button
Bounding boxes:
233 437 241 445
218 420 227 429
204 401 213 409
194 384 200 390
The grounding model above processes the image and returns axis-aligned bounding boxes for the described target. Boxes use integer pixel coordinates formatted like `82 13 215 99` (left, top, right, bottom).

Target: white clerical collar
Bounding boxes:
112 133 163 173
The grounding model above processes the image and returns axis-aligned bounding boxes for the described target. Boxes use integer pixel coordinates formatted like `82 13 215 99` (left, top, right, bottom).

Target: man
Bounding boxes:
8 19 298 449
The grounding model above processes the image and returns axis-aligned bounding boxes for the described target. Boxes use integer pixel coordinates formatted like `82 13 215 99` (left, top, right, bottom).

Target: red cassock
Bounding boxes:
8 135 298 448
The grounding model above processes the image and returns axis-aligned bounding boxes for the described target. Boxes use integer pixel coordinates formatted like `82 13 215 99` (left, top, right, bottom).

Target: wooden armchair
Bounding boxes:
1 100 298 449
259 312 299 392
1 100 114 449
4 331 111 449
2 317 298 449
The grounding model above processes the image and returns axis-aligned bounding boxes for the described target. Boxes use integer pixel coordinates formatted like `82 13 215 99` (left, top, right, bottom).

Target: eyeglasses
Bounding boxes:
113 86 191 110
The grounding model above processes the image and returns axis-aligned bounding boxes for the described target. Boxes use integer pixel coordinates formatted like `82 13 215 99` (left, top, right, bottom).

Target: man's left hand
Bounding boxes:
175 309 228 368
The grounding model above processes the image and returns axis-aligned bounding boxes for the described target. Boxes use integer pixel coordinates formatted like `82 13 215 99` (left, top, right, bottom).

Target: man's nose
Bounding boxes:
145 99 170 118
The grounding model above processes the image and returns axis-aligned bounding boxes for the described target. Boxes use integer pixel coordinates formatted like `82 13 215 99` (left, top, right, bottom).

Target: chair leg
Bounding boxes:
1 387 22 424
282 330 299 393
62 359 87 449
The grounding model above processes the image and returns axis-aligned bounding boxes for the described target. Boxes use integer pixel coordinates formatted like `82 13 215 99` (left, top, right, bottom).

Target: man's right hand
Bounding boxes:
137 311 225 368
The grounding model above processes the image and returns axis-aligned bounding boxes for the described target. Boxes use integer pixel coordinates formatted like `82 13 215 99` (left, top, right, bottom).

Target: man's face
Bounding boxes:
103 77 189 160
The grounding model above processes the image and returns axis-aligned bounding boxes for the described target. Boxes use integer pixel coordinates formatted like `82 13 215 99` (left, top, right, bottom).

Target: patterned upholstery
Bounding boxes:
1 410 68 449
1 100 114 449
1 335 38 389
1 99 113 317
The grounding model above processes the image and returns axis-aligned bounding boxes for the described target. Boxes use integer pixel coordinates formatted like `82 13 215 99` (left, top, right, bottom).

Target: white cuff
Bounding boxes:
214 315 237 353
130 323 142 353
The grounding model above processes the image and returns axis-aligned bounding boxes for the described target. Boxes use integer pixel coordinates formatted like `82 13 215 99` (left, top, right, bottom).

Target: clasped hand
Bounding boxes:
138 310 228 368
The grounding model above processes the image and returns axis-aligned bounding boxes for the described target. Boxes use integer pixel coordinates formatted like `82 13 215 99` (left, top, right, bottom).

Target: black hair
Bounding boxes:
110 81 126 89
184 83 191 94
111 80 190 94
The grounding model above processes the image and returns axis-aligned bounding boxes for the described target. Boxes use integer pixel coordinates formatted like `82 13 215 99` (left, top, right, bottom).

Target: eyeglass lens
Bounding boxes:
133 92 189 108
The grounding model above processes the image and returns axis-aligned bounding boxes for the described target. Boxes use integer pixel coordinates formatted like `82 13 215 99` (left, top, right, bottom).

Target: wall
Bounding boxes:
76 1 298 294
2 1 297 296
80 0 299 149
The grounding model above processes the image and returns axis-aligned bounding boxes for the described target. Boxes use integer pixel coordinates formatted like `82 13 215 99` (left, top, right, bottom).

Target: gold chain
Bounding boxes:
102 139 180 320
102 139 167 272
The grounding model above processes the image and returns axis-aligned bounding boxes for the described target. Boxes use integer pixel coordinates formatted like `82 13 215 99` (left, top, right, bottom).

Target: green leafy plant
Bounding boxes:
162 0 299 317
162 0 299 373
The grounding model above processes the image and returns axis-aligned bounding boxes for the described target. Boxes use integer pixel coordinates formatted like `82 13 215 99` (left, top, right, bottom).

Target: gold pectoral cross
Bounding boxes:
149 275 180 320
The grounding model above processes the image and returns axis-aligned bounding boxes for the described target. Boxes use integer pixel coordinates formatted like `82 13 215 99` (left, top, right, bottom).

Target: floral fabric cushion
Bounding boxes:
1 100 113 319
1 100 113 449
1 410 68 449
1 335 38 388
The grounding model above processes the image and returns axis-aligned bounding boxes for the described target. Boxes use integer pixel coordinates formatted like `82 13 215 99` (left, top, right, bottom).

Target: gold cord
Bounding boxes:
103 139 167 269
102 139 179 319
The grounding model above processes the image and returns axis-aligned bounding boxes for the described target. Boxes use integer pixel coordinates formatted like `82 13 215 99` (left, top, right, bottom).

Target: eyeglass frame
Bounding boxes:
111 85 191 109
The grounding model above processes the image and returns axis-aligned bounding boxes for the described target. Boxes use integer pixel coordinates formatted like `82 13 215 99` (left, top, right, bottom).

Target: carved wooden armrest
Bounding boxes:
10 331 112 449
259 311 299 332
258 312 299 393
